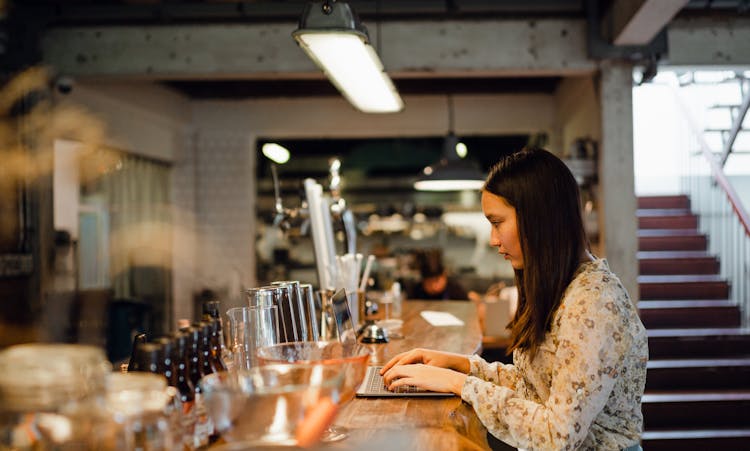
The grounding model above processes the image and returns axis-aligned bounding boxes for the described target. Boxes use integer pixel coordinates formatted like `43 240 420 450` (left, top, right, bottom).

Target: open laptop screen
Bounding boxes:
331 288 357 344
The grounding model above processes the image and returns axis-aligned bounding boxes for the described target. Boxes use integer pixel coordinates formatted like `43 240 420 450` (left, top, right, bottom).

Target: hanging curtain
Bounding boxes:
98 151 172 332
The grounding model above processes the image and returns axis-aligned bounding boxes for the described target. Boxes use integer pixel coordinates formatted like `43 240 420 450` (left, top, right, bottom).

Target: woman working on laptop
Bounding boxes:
381 148 647 451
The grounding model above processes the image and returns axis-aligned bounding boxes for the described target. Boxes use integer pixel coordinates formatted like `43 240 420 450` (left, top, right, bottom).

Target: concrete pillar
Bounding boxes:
599 61 639 302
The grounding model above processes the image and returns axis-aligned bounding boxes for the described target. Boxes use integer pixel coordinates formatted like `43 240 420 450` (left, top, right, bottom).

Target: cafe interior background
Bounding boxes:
1 0 749 364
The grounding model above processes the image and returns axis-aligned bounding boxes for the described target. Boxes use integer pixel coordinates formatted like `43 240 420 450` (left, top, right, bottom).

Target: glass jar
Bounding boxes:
106 372 174 450
0 343 118 450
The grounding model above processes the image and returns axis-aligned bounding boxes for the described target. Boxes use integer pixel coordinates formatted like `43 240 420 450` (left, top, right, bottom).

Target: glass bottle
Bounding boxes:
151 337 185 445
198 321 215 376
207 318 228 372
126 332 147 372
153 336 178 387
174 331 196 405
174 330 197 449
189 323 214 447
132 342 165 379
203 300 229 363
181 326 203 389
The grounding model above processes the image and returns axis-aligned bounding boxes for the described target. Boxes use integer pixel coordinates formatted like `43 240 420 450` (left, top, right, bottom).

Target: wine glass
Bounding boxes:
256 340 371 442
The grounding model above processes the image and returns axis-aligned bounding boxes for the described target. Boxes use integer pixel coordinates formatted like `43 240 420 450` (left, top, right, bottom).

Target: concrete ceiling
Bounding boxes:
7 0 748 99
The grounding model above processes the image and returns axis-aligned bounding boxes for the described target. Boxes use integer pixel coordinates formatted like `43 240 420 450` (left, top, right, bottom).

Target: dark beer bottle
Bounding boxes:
202 300 228 362
126 332 147 372
132 342 166 380
153 336 178 387
174 331 196 404
174 330 196 450
197 321 214 376
207 318 227 372
188 324 214 447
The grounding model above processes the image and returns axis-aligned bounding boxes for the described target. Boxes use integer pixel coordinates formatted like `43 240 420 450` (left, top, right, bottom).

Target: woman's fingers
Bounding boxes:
379 351 407 374
382 363 418 387
383 364 456 393
380 349 424 374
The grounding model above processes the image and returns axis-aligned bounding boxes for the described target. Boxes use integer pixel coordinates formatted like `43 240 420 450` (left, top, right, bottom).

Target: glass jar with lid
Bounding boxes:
0 343 118 450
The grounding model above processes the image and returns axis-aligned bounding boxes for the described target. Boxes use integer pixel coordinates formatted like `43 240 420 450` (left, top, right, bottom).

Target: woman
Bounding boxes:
382 148 648 451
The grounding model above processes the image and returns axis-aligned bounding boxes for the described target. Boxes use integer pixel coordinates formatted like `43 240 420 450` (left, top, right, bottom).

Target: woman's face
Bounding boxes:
481 190 523 270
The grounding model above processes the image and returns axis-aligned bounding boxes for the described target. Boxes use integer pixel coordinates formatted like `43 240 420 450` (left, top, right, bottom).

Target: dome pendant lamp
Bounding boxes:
414 96 485 192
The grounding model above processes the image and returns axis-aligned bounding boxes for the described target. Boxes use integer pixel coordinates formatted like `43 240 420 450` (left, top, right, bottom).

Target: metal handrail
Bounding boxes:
669 83 750 326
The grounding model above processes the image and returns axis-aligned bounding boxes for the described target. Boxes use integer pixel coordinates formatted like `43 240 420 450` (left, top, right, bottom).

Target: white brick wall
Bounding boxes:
192 129 257 312
171 128 198 323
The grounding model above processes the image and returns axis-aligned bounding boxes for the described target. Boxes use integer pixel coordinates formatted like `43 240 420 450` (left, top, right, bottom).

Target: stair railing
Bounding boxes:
670 84 750 327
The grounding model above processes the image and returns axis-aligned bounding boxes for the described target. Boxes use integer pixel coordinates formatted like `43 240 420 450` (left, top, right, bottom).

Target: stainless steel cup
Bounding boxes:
271 281 308 343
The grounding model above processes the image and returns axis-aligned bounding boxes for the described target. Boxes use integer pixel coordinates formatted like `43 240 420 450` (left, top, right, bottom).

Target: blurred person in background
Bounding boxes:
410 249 468 301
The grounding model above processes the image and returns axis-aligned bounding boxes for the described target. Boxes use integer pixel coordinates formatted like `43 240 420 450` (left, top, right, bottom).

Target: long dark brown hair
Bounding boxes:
483 147 589 359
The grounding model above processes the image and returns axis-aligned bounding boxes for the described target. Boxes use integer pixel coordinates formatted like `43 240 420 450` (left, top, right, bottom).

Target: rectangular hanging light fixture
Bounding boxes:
292 1 404 114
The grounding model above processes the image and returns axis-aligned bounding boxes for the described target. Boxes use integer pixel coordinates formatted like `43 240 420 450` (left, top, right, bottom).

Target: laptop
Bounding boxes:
356 365 454 397
330 288 358 344
329 288 453 398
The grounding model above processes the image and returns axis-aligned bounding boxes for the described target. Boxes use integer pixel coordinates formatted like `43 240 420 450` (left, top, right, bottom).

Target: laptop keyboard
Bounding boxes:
366 366 426 394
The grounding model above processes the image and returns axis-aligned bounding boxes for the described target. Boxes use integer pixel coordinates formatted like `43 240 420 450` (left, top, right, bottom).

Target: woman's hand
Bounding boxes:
382 364 467 395
380 348 470 375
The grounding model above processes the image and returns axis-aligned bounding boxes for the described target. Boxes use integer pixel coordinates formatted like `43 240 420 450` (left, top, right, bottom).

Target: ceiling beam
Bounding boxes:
40 19 596 80
668 17 750 66
608 0 689 45
22 1 585 27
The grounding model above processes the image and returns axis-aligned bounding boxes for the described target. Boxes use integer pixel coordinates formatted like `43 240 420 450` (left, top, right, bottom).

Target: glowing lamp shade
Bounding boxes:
262 143 290 164
413 164 486 192
293 1 403 114
414 135 485 192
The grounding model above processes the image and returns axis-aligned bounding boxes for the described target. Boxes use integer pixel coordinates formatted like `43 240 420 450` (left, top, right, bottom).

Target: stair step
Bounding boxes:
638 229 701 237
638 195 690 210
639 275 729 300
643 390 750 428
648 328 750 359
639 300 740 328
642 428 750 451
646 358 750 390
637 208 692 217
639 215 698 230
638 251 719 275
637 209 697 230
638 250 713 259
639 231 707 251
639 274 725 283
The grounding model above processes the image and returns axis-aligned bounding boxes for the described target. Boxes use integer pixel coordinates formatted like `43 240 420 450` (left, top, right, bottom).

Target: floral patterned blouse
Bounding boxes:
461 258 648 450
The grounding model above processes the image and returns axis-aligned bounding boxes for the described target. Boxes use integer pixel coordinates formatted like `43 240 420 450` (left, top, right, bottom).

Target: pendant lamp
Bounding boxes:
414 96 485 191
293 1 403 113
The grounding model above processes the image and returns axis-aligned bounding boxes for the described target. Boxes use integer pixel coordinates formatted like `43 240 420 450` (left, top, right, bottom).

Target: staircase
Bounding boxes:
637 195 750 450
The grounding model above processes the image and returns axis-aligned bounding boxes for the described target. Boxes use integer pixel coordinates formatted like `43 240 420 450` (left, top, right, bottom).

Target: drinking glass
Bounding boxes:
300 283 320 341
272 280 309 342
375 291 404 339
106 372 174 450
316 289 337 341
244 287 275 309
226 305 280 370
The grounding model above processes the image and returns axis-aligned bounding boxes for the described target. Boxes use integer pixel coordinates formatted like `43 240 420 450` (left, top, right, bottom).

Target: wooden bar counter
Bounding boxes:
326 300 490 451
